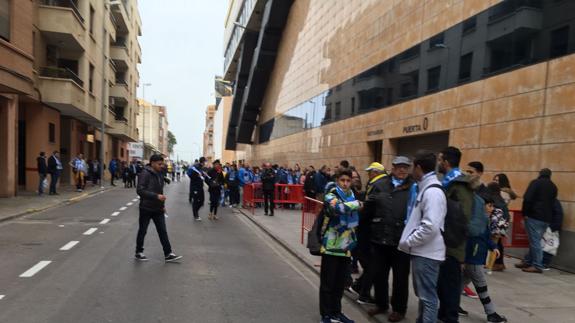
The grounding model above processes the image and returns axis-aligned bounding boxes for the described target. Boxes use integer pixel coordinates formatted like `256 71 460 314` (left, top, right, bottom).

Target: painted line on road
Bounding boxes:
132 198 138 202
111 211 120 217
126 202 133 206
60 241 79 251
119 207 127 211
83 228 98 235
0 295 4 300
99 219 110 225
19 261 52 278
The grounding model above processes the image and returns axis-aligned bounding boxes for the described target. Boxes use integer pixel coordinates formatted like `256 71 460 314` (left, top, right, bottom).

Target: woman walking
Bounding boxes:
207 160 225 220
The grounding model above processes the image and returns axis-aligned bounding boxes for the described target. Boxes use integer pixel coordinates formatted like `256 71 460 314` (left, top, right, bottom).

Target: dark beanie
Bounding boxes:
150 154 164 163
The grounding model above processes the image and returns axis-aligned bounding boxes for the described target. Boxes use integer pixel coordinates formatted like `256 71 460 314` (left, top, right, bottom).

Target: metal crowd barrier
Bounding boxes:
242 183 305 214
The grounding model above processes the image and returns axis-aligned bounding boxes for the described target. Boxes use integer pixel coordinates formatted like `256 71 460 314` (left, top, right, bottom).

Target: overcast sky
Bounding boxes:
138 0 228 162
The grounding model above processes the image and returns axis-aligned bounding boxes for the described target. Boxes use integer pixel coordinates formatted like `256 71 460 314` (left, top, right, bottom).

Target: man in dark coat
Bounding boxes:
37 152 48 195
47 151 63 195
187 156 209 221
516 168 558 273
261 162 277 216
135 154 181 262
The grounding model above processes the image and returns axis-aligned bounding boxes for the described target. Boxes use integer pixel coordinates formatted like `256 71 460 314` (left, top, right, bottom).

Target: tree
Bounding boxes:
167 131 177 155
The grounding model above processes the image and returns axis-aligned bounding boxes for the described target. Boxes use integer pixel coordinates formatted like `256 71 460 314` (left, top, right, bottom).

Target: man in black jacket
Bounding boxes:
37 152 48 195
188 156 208 221
516 168 558 273
367 157 414 322
135 154 182 262
47 151 63 195
261 162 276 216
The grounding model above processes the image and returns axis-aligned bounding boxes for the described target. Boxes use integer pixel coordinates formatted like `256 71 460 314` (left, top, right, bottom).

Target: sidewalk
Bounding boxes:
0 183 116 223
239 206 575 323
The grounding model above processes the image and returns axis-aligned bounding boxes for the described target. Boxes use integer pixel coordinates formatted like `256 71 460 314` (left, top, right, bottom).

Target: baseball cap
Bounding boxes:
392 156 411 166
365 162 386 172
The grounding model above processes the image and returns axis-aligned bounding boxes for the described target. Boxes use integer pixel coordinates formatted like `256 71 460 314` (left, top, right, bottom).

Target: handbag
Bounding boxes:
541 227 560 256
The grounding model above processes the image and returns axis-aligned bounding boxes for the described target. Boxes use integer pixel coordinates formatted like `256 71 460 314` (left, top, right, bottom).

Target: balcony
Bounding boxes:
38 0 86 52
108 61 117 85
110 0 130 33
38 67 101 127
110 44 130 70
110 83 130 106
108 117 137 141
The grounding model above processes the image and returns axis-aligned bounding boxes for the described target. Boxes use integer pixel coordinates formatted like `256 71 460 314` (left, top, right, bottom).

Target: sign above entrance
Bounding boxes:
403 117 429 134
367 129 383 136
128 142 144 159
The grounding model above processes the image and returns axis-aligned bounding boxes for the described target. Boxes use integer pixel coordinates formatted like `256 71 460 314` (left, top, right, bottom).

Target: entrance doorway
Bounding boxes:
368 140 383 162
392 131 449 159
18 120 26 186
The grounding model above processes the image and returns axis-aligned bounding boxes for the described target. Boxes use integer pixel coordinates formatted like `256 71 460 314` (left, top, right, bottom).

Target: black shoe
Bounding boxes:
487 313 507 323
134 253 148 261
356 296 376 305
165 253 182 262
458 307 469 317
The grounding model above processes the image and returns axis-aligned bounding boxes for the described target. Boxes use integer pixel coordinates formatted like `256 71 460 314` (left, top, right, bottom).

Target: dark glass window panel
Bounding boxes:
0 0 9 41
550 26 570 58
427 66 441 92
459 52 473 81
335 102 341 119
259 119 274 143
351 97 355 115
462 17 477 35
399 45 420 61
400 71 419 99
49 123 55 143
429 33 445 49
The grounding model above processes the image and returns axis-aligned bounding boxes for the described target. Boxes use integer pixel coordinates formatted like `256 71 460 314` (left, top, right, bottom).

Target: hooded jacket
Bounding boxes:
444 174 474 263
522 175 558 224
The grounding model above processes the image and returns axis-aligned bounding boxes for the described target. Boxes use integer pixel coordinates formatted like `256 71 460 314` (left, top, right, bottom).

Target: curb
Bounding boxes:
237 208 381 323
0 187 115 224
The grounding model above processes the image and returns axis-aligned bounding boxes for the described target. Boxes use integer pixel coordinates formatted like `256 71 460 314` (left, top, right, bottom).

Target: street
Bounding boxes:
0 179 360 323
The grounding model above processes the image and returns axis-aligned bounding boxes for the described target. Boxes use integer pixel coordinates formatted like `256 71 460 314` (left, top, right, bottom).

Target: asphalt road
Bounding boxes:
0 178 367 323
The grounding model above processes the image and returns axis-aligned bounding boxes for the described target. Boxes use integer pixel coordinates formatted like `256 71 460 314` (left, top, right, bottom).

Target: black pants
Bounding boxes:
320 255 350 317
209 189 220 215
110 173 116 186
49 172 60 194
438 255 462 323
263 189 274 214
229 186 240 205
351 242 372 298
494 238 505 265
190 188 205 218
136 209 172 256
371 244 410 313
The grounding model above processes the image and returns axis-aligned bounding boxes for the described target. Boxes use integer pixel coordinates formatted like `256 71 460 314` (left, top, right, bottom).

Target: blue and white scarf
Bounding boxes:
335 185 359 229
391 177 404 188
441 168 462 187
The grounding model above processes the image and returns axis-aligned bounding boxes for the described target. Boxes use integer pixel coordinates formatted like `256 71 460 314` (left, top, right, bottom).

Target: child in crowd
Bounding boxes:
460 196 508 323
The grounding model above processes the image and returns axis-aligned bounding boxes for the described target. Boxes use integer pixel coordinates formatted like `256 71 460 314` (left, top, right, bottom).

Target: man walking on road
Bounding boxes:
188 157 208 221
516 168 558 273
37 152 48 195
135 154 182 262
47 151 63 195
261 162 276 216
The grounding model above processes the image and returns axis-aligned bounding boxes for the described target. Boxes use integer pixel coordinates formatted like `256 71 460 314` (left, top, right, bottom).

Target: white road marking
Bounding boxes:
119 207 127 211
0 295 4 300
19 261 52 278
60 241 79 251
126 202 133 206
83 228 98 235
111 212 120 217
58 225 65 227
132 198 138 202
99 219 110 225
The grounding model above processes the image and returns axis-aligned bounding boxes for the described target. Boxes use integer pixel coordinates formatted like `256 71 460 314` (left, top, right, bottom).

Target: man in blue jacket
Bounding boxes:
109 158 118 186
314 165 329 199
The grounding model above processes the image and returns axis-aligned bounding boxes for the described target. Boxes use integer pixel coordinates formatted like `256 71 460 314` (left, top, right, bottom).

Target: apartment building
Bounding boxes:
222 0 575 270
137 99 169 160
203 104 215 164
0 0 141 196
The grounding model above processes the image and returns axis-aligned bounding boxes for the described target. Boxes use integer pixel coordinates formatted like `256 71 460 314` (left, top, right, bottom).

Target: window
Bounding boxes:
399 45 420 61
120 148 124 158
89 64 95 93
459 52 473 81
0 0 10 41
400 72 419 98
89 6 95 36
351 97 355 114
49 123 55 143
335 102 341 119
462 17 477 35
427 66 441 92
429 33 445 49
550 26 570 58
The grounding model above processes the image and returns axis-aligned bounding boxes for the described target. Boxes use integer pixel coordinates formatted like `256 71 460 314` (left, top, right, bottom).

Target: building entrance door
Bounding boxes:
392 131 449 159
368 140 383 162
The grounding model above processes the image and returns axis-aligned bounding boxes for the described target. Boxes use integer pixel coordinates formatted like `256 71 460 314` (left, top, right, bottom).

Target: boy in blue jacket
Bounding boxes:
461 196 507 323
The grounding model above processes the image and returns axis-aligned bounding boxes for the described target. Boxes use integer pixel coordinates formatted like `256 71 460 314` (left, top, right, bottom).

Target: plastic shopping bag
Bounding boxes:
42 178 49 189
541 228 560 256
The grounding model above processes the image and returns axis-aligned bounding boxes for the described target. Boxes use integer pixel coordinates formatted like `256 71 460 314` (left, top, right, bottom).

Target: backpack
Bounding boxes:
307 208 327 256
468 193 488 237
423 184 468 248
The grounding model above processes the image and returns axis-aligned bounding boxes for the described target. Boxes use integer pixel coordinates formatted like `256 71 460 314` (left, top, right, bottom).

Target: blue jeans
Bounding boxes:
411 256 441 323
523 217 549 270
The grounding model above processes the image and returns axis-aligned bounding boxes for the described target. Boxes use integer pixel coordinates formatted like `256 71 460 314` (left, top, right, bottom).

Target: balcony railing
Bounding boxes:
39 66 84 87
115 115 128 122
41 0 84 23
488 0 543 22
